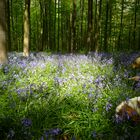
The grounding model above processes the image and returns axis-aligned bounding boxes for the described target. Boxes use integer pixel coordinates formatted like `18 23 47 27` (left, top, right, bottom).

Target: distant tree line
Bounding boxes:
0 0 140 63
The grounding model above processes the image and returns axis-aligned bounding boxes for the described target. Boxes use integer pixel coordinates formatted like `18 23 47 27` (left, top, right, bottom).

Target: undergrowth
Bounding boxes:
0 52 140 139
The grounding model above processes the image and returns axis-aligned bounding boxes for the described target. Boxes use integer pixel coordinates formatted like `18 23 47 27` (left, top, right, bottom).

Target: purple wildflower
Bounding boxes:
91 107 98 112
44 128 62 138
88 93 93 98
3 66 9 74
49 128 62 135
115 115 123 123
94 76 105 88
71 136 76 140
91 131 97 138
105 103 112 112
21 118 32 127
40 136 44 140
19 61 26 68
17 89 24 95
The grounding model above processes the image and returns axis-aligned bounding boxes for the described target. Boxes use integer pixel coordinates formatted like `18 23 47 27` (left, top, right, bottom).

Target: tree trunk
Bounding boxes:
108 0 112 51
128 18 132 49
139 27 140 49
23 0 30 57
54 0 56 52
87 0 93 52
133 0 137 49
117 0 124 50
57 0 60 52
0 0 8 64
39 0 47 51
69 2 72 53
80 0 84 51
96 0 102 52
94 0 102 52
104 0 109 51
72 0 76 52
6 0 11 51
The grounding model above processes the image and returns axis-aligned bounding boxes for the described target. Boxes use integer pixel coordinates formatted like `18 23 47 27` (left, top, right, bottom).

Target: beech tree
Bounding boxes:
0 0 8 64
23 0 30 57
87 0 93 52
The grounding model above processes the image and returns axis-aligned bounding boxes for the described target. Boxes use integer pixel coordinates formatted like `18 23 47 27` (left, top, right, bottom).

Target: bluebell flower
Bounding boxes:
7 129 15 139
94 76 105 88
88 93 93 98
44 128 62 137
105 103 112 112
91 107 98 112
17 89 24 95
3 66 9 74
115 115 123 123
19 61 26 68
71 136 76 140
21 118 32 127
94 77 101 84
30 61 37 67
91 131 97 138
40 136 44 140
49 128 62 135
82 84 86 89
125 97 130 102
124 71 129 78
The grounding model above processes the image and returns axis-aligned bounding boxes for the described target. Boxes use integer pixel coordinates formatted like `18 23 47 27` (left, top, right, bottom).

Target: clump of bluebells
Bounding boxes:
0 52 140 139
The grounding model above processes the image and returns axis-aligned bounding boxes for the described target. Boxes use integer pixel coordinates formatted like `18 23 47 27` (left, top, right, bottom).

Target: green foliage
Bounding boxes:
0 53 140 139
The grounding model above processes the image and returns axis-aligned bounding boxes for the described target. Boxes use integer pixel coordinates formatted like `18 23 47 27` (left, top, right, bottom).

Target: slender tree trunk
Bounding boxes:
48 0 54 51
117 0 124 50
72 0 77 52
128 18 132 49
133 0 137 49
104 0 109 51
6 0 11 51
80 0 84 51
139 27 140 49
87 0 93 52
48 0 51 51
95 0 102 52
57 0 60 52
66 14 70 52
0 0 8 64
39 0 48 51
94 0 98 52
15 0 19 51
61 2 64 52
39 0 43 51
44 2 48 51
108 0 112 51
10 0 14 50
69 1 72 53
35 0 39 51
23 0 30 57
54 0 56 52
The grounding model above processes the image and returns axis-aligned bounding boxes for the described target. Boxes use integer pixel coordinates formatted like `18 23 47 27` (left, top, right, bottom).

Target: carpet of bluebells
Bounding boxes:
0 52 140 139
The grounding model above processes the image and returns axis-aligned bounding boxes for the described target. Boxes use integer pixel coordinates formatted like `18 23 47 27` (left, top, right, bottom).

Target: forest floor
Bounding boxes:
0 52 140 139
